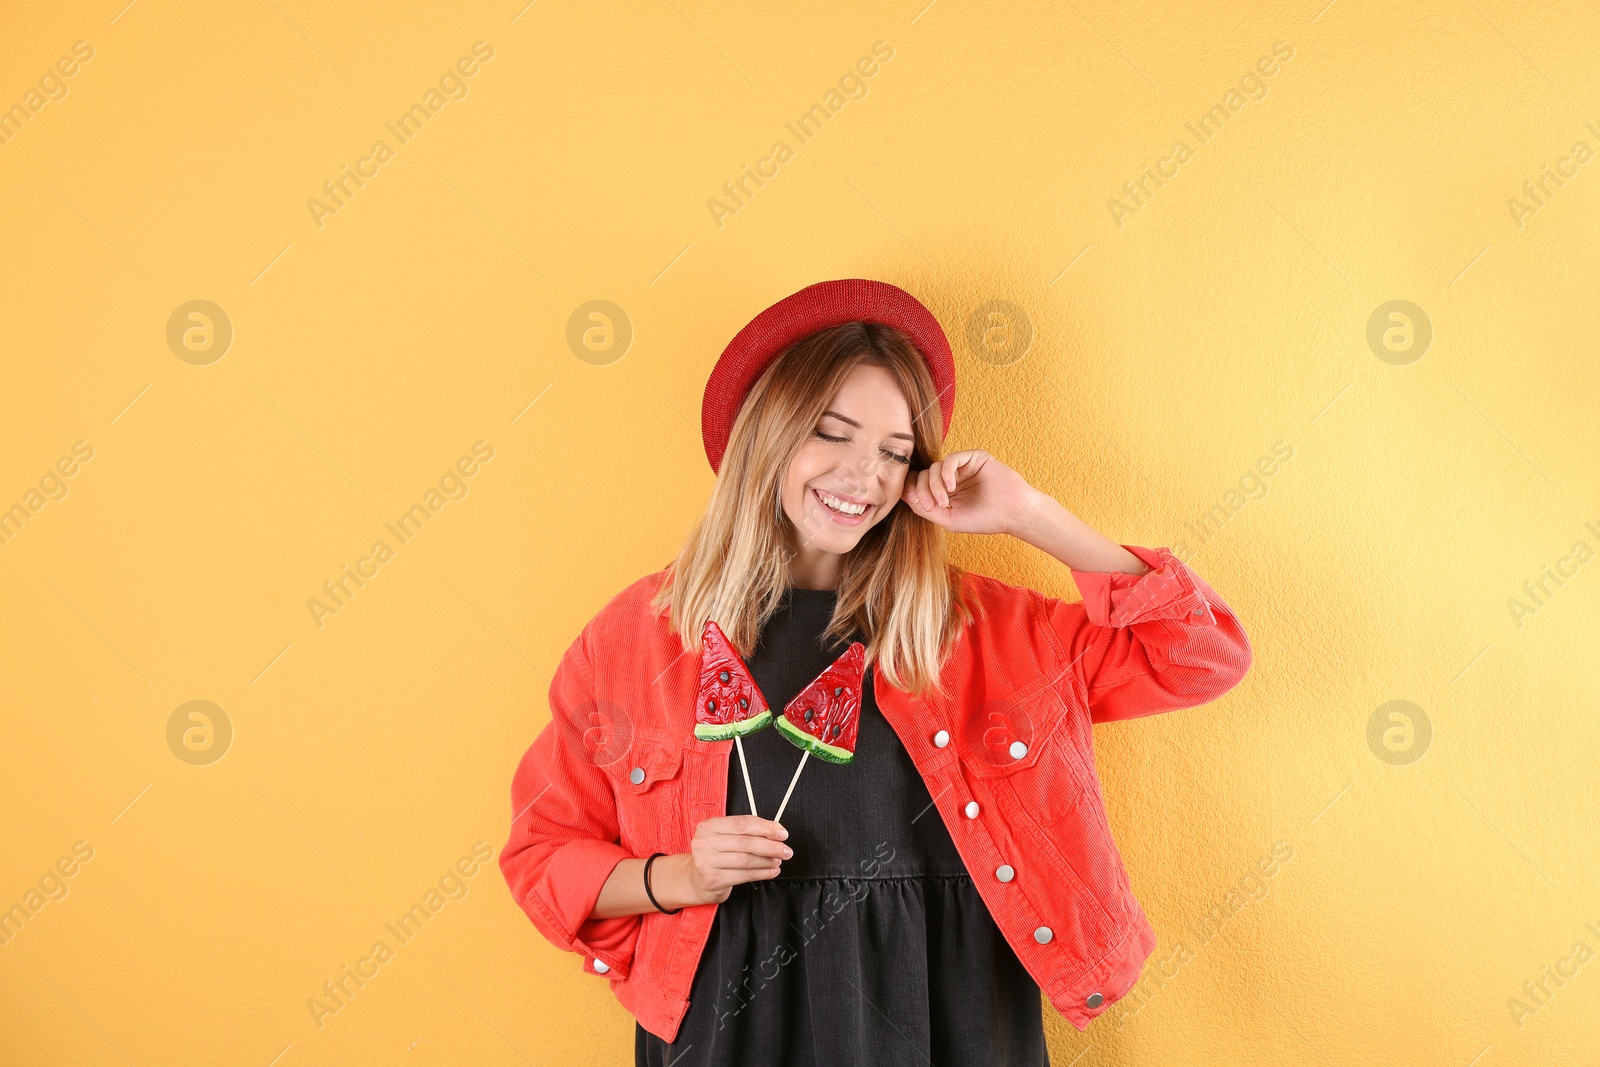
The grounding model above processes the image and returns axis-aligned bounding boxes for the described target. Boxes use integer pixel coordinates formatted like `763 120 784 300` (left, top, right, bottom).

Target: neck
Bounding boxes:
786 538 841 590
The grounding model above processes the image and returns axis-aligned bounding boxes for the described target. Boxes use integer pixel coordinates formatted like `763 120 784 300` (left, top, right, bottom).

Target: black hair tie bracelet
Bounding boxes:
643 852 681 914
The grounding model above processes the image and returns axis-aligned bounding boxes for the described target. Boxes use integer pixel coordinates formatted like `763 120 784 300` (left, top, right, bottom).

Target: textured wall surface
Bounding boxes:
2 1 1597 1064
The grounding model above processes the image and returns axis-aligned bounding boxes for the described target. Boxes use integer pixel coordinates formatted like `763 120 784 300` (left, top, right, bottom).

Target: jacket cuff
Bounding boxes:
526 837 639 979
1068 545 1209 628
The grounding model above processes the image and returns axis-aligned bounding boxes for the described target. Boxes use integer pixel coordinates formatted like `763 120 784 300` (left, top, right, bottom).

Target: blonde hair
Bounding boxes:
651 321 978 698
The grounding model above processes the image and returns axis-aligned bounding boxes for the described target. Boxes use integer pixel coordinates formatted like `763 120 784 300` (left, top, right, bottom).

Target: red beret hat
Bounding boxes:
700 278 956 474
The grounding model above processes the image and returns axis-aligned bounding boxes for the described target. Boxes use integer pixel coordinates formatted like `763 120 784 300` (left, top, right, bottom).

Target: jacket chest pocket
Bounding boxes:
957 686 1099 820
957 687 1127 924
598 735 685 852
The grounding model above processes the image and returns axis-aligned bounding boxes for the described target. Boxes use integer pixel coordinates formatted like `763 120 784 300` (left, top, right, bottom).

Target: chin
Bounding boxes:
819 533 864 555
813 514 874 552
790 506 860 553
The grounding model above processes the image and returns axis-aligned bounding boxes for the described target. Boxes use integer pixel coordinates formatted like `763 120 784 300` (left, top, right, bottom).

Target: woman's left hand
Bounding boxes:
900 449 1041 536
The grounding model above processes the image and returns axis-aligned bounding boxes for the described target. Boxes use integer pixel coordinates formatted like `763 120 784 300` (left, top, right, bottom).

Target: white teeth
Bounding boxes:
816 489 867 515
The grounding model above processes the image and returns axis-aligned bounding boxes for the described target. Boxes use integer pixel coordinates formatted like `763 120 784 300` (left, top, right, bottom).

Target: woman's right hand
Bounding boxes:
681 815 792 904
591 815 793 918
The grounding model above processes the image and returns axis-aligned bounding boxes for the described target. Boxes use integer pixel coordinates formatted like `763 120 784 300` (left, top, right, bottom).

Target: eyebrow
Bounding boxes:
820 409 915 441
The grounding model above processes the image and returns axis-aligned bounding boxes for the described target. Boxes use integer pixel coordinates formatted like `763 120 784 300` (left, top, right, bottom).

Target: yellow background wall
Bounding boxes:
2 0 1596 1063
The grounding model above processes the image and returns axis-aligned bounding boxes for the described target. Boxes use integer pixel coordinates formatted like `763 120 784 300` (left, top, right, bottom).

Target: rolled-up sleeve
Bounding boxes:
1039 544 1252 723
499 634 641 978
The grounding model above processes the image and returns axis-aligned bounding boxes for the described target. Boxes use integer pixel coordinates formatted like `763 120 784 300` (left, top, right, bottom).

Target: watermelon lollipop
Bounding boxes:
692 619 771 817
772 641 866 825
774 641 865 762
693 620 772 740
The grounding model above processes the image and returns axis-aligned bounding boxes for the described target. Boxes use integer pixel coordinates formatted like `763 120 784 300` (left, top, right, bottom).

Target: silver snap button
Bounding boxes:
964 801 979 818
996 864 1014 882
593 958 610 974
1086 992 1104 1008
933 729 950 748
629 766 645 784
1034 926 1053 944
1009 740 1028 760
1192 606 1204 616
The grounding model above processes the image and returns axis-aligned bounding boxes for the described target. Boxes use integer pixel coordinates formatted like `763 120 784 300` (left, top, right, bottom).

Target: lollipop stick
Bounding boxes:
734 734 759 818
772 748 809 826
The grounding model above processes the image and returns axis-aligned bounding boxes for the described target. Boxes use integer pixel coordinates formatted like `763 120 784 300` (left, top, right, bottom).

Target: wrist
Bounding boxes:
1005 492 1137 573
1006 487 1057 541
648 852 700 911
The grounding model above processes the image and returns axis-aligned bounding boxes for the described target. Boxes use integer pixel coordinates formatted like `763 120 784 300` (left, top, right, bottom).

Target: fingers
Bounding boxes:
700 819 780 844
903 469 926 509
695 820 786 854
903 469 950 526
914 453 982 510
930 462 956 510
916 465 946 509
690 855 778 896
944 452 968 496
692 816 794 888
924 462 944 508
700 848 781 871
942 450 986 498
712 834 792 860
713 815 786 839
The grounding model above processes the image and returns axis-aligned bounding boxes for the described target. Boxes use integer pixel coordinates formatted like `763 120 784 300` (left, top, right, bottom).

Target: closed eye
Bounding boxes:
814 429 912 466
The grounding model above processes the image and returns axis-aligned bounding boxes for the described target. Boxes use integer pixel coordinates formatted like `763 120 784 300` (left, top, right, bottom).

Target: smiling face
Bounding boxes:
779 361 916 588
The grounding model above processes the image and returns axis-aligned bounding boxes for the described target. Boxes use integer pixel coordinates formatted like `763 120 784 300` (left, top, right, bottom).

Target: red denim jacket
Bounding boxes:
499 544 1251 1041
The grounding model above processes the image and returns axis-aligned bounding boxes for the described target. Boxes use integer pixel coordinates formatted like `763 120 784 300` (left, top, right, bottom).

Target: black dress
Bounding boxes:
637 587 1050 1067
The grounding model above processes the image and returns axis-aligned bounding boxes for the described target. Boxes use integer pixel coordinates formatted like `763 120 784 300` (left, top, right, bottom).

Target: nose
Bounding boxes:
836 449 881 495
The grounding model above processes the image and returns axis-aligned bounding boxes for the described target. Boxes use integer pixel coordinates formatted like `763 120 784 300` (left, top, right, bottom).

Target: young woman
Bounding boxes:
499 279 1253 1066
